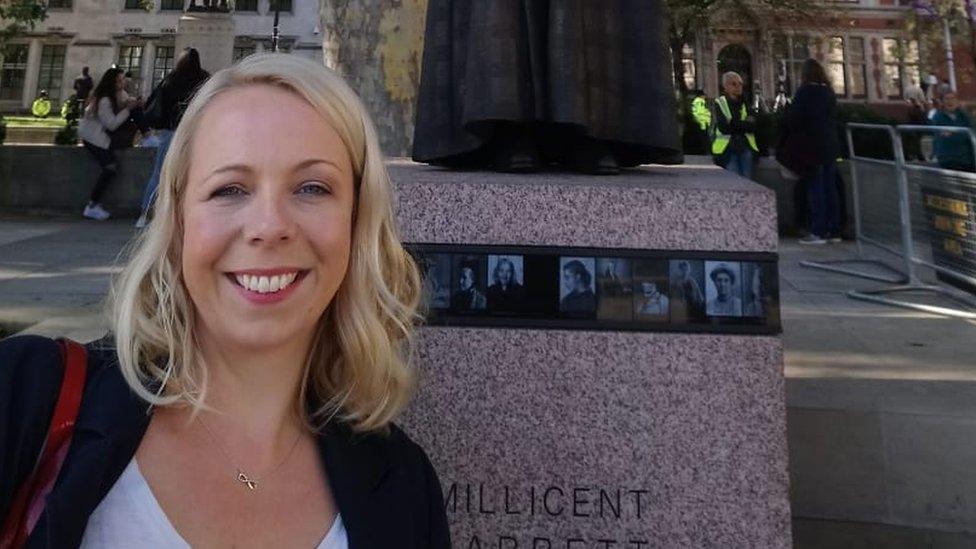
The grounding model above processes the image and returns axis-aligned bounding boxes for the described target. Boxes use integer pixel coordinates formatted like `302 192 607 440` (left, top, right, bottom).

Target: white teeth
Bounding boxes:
235 272 299 294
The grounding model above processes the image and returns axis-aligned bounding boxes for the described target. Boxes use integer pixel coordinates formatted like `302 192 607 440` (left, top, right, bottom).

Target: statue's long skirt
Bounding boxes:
412 0 682 167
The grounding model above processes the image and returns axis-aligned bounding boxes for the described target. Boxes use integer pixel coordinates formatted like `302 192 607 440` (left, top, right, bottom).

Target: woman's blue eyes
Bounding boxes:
210 182 330 199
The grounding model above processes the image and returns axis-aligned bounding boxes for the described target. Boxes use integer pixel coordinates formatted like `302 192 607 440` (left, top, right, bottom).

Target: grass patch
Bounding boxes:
4 116 67 128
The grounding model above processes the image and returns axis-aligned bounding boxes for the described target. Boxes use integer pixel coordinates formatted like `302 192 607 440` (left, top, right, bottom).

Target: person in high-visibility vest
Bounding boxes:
691 92 711 133
31 90 52 118
683 89 711 155
712 71 758 178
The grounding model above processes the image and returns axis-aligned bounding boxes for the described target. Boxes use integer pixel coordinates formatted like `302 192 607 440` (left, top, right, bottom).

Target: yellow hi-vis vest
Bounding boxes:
32 98 52 118
711 95 758 155
691 96 711 131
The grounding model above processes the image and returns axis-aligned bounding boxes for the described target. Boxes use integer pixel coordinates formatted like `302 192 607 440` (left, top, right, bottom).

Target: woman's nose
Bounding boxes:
245 190 295 244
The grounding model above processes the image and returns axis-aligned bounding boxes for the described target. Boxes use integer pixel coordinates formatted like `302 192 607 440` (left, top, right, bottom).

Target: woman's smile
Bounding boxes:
226 268 311 304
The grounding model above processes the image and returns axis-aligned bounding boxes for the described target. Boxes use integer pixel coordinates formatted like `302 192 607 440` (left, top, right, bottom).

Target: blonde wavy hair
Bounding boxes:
109 53 422 432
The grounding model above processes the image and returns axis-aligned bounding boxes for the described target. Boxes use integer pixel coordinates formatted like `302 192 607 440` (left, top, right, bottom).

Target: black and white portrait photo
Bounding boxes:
596 258 633 320
452 255 487 311
633 259 670 322
559 257 596 313
669 260 706 323
486 255 525 311
742 262 767 318
705 261 743 317
416 253 451 309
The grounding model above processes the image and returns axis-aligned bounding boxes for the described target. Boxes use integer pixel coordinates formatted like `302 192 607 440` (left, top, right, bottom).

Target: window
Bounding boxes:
827 37 847 97
269 0 291 12
124 0 142 9
771 33 810 95
825 36 867 100
681 43 697 90
152 46 174 88
37 45 67 106
0 45 29 101
233 45 255 62
848 37 867 99
883 38 920 99
116 45 143 94
48 0 72 8
235 0 257 11
159 0 183 10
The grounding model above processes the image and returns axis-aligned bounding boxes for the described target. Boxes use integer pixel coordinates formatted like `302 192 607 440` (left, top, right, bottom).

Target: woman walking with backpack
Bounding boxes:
135 48 209 228
78 67 142 220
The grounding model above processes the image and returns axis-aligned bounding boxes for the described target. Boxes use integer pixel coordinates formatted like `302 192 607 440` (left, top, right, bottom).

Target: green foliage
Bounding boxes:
54 125 77 145
837 103 900 160
60 95 81 127
0 1 47 52
664 0 826 92
0 116 6 146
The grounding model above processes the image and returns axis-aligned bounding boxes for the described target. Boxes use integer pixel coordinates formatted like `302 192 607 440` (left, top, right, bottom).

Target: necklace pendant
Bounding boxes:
237 472 258 491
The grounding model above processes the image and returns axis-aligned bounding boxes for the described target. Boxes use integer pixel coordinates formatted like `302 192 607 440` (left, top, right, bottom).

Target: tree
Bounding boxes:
0 0 47 54
664 0 825 95
906 0 976 87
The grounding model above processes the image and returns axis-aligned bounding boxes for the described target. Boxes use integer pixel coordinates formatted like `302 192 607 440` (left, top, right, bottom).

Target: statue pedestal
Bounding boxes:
390 161 791 547
175 11 235 74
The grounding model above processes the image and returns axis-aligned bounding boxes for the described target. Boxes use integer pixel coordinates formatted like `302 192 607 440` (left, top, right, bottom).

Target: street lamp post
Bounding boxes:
271 0 281 52
944 18 958 91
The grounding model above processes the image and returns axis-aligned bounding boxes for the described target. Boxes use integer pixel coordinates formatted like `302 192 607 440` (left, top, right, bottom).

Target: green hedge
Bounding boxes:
755 103 898 160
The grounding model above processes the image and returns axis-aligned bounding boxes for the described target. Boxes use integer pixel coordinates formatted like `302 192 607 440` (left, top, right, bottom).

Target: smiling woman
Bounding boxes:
0 54 450 548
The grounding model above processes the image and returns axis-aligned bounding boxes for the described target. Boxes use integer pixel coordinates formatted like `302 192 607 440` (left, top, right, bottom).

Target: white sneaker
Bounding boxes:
83 203 111 221
135 213 148 229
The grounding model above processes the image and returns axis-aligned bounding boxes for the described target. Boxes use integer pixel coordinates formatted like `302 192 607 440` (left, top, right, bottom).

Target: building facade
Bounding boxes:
683 0 974 115
0 0 322 111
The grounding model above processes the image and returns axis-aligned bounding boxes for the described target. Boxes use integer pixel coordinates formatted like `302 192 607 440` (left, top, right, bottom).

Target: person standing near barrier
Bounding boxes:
929 87 975 173
712 71 758 179
78 68 141 221
789 59 841 245
135 48 210 228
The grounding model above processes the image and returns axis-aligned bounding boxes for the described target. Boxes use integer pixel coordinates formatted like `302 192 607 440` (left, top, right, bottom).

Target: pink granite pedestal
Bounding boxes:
391 161 790 548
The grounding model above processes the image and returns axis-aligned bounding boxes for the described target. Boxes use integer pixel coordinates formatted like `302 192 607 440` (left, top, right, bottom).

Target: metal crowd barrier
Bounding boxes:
801 123 976 320
799 123 907 284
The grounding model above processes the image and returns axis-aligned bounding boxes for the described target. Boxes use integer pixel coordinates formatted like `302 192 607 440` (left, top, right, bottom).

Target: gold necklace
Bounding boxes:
197 415 303 491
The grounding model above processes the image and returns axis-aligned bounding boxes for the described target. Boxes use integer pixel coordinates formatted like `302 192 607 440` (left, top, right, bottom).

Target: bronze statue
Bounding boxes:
412 0 681 174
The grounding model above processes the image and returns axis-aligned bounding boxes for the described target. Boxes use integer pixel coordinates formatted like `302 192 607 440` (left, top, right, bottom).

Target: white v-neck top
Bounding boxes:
79 459 348 548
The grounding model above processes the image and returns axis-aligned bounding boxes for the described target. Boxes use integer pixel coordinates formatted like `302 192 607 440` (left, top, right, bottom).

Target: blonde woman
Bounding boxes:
0 54 450 547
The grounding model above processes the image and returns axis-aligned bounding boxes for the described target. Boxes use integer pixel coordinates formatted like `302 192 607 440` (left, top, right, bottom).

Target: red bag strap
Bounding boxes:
0 339 88 549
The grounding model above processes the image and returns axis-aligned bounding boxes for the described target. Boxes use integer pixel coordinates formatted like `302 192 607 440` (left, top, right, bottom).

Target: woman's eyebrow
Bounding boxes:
293 158 343 173
205 163 251 182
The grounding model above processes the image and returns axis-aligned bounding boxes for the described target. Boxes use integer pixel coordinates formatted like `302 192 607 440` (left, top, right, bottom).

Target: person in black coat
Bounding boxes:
789 59 841 245
135 48 210 228
0 53 450 548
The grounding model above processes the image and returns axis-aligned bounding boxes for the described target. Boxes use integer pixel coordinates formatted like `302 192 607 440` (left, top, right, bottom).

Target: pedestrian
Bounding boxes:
0 53 450 548
684 89 711 155
135 47 210 228
31 90 51 118
712 71 759 178
789 58 841 245
929 86 975 173
73 66 94 106
905 79 929 161
77 67 142 220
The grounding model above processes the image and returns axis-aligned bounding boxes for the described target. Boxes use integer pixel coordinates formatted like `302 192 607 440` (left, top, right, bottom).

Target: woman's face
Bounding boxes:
181 84 355 353
497 261 513 285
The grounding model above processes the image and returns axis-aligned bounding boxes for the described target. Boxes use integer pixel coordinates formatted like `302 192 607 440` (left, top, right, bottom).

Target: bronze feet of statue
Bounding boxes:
487 125 620 175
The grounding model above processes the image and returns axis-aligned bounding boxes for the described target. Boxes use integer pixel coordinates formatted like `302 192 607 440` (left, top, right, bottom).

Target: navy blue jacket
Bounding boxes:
0 335 451 548
788 83 839 164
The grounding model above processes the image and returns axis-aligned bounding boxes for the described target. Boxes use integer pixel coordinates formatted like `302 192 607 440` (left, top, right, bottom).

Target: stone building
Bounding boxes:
0 0 322 112
683 0 975 115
